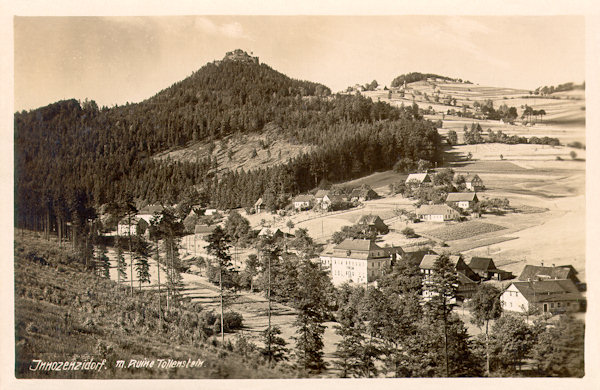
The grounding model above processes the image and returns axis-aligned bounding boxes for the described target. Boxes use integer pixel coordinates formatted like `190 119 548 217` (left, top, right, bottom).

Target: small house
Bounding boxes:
468 257 513 281
415 204 460 222
446 192 479 210
405 173 433 186
465 174 484 191
350 187 379 202
500 279 585 314
292 195 314 211
356 214 389 234
254 198 265 214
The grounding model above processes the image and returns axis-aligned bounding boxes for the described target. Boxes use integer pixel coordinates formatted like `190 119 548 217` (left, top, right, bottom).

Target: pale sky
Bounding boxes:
14 15 585 111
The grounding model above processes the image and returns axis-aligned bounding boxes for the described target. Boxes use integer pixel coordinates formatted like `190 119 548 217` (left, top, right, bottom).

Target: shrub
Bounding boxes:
401 227 417 238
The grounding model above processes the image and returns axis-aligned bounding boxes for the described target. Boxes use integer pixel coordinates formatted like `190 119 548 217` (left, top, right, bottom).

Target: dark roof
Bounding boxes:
293 194 314 202
446 192 478 202
465 174 481 182
406 173 431 183
457 273 479 285
315 190 330 198
511 279 582 303
334 239 383 252
357 214 386 225
420 254 461 269
518 265 577 282
468 257 497 272
195 225 216 234
138 204 164 215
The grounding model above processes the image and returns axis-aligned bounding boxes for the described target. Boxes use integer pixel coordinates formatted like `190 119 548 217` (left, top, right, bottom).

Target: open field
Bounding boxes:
425 221 506 242
363 79 585 145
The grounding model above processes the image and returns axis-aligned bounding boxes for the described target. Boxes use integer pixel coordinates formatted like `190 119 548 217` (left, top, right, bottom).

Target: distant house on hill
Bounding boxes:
218 49 259 64
419 254 480 301
254 198 265 214
405 173 433 186
446 192 479 210
292 194 314 211
468 257 513 281
416 204 460 222
518 264 581 285
500 279 585 314
356 214 389 234
465 174 484 191
350 187 379 202
319 239 401 286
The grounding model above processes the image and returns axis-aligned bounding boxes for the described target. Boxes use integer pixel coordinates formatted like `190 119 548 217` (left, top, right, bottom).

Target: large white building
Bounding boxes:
319 239 403 286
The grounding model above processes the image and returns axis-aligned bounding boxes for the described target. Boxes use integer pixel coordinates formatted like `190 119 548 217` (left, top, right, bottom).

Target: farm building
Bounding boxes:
356 214 389 234
446 192 479 210
350 187 379 202
419 254 480 301
405 172 433 186
254 198 265 214
500 279 585 314
257 227 290 239
416 204 461 222
292 194 314 211
465 174 484 191
467 257 513 281
319 239 401 286
518 264 581 285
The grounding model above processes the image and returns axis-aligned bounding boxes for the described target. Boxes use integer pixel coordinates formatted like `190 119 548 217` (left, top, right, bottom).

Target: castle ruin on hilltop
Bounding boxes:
214 49 259 65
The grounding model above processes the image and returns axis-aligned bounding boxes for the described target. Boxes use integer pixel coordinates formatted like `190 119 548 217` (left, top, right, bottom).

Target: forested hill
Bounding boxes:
15 51 442 231
390 72 464 87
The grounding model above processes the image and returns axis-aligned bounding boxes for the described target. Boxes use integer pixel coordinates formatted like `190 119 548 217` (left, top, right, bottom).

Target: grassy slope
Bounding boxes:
14 233 291 379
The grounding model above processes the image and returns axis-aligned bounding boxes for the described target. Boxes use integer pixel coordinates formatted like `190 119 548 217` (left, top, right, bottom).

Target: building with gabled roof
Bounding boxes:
419 254 480 300
446 192 479 209
500 279 585 314
465 174 484 191
468 257 513 281
356 214 389 234
405 172 433 186
319 239 402 286
416 204 460 222
518 265 580 285
350 187 379 202
254 198 265 214
292 194 314 211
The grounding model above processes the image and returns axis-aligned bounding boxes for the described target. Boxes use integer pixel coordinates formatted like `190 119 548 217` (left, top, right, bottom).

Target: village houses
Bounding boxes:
292 194 314 211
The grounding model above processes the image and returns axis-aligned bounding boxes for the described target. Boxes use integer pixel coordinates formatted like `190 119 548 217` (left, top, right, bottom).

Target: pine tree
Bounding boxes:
205 225 234 345
292 261 332 375
259 326 288 365
133 237 151 290
115 236 127 286
95 242 110 279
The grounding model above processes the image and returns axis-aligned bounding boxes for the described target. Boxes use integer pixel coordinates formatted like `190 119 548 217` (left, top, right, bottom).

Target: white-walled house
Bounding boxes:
405 173 433 186
319 239 403 286
415 204 460 222
446 192 479 210
293 195 314 211
500 279 585 314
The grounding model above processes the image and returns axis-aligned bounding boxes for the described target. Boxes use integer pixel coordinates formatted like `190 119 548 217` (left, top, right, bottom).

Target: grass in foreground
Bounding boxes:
14 233 292 379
